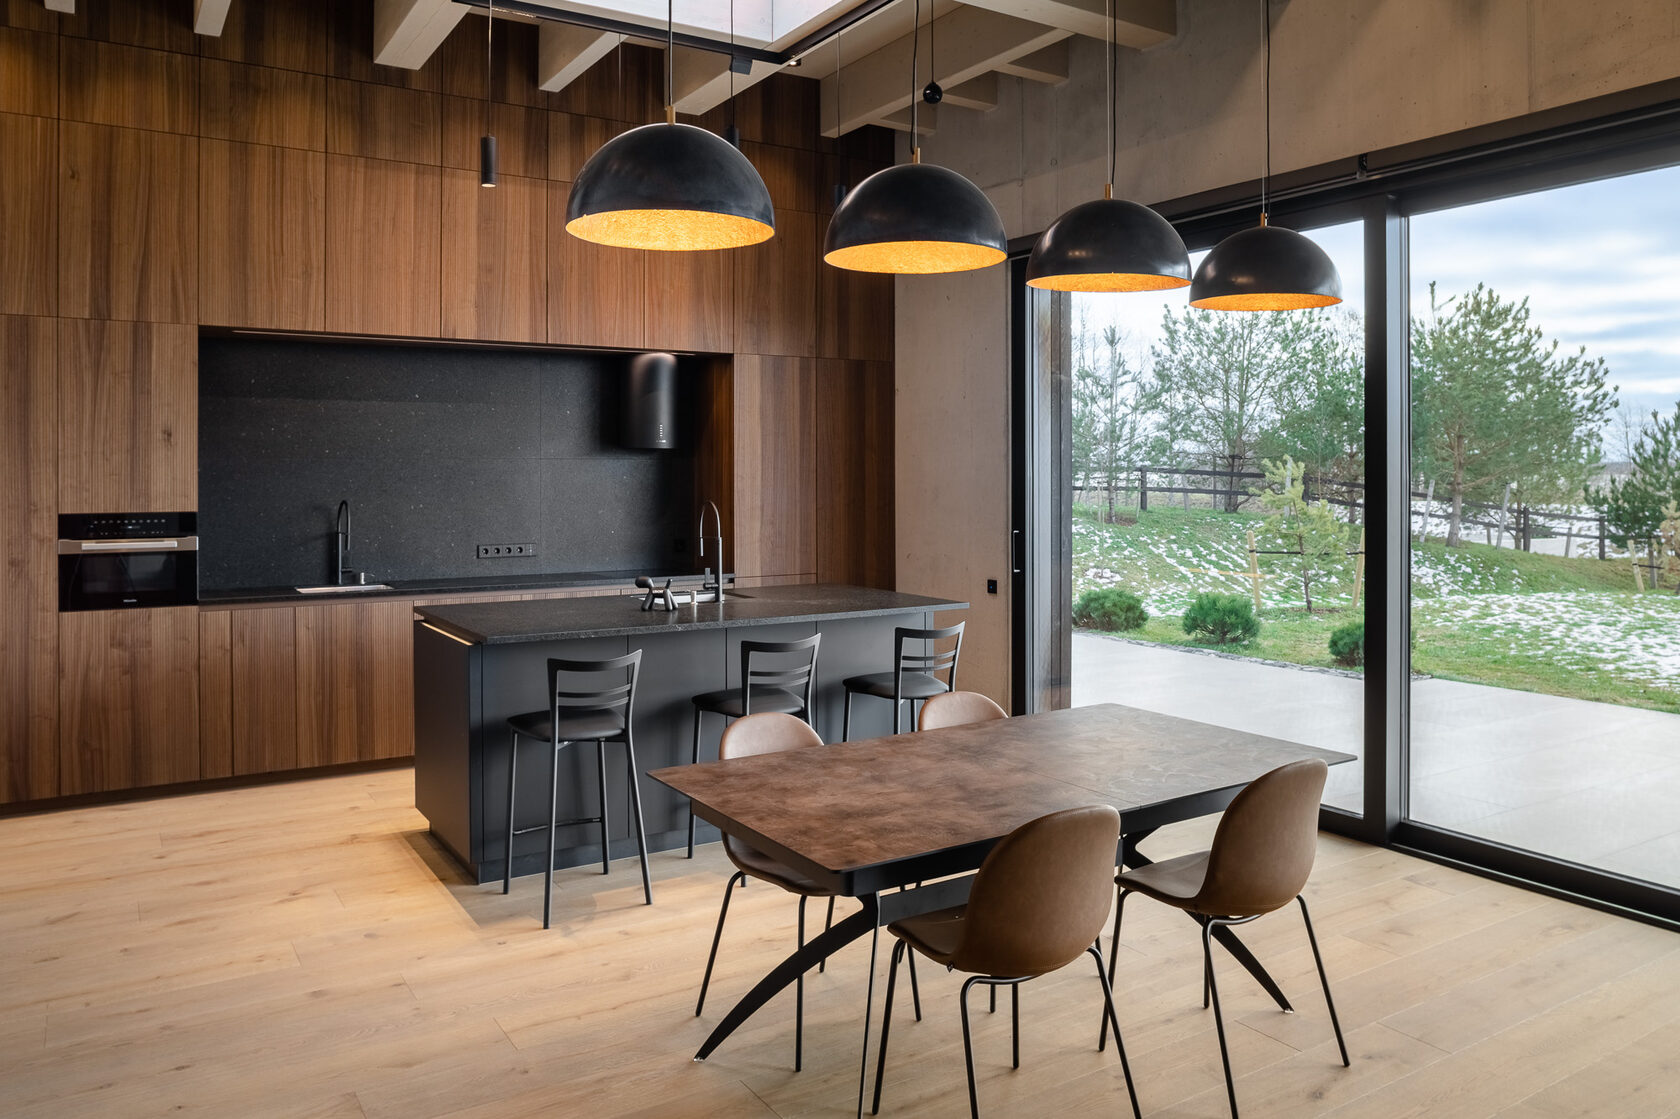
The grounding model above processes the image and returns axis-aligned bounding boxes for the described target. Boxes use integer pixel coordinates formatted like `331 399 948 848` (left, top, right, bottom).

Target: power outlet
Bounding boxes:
477 543 536 559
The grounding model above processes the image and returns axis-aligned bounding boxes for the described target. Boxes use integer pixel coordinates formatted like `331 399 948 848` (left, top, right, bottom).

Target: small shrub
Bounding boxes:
1181 593 1259 645
1073 588 1149 632
1328 620 1365 666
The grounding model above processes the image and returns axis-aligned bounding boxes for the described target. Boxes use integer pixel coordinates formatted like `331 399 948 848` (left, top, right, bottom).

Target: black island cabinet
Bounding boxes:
412 583 966 884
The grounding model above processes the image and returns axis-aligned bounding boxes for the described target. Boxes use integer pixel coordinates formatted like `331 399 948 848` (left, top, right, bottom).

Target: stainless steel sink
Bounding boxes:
295 584 393 594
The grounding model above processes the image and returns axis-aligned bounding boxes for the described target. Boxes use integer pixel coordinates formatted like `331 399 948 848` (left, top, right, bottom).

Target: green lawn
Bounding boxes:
1073 503 1680 713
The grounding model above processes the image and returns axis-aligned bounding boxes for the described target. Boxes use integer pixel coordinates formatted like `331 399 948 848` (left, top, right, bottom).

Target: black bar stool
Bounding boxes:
686 633 822 857
503 650 652 928
841 622 964 740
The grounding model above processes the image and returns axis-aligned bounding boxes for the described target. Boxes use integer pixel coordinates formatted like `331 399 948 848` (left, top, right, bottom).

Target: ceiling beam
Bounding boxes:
194 0 232 36
940 74 998 113
956 0 1174 47
373 0 468 70
670 49 783 116
537 23 623 93
820 6 1067 137
875 103 939 136
994 42 1068 84
42 0 74 12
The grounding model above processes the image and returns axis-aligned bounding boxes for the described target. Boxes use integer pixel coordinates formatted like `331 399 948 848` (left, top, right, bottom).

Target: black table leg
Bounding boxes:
1121 828 1294 1013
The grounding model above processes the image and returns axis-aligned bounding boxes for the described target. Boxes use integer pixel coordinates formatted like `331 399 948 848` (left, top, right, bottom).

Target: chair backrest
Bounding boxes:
718 713 824 863
894 622 964 694
740 633 821 716
1194 759 1328 918
918 690 1007 731
949 804 1120 978
547 650 641 722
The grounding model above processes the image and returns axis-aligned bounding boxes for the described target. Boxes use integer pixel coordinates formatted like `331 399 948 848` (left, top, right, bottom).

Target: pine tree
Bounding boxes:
1260 455 1349 613
1594 399 1680 550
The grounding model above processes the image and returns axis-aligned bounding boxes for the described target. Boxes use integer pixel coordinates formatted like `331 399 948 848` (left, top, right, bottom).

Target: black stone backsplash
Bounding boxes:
198 337 698 591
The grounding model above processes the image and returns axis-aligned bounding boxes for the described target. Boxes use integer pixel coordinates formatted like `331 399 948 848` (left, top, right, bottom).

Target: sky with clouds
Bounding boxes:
1072 161 1680 432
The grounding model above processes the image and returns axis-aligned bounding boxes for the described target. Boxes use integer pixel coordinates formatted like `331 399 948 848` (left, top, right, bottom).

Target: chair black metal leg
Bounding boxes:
871 939 906 1115
842 691 853 741
908 947 922 1021
1203 920 1240 1119
503 730 520 895
892 697 902 735
543 734 560 930
959 977 983 1119
1088 945 1142 1119
623 736 653 905
1101 890 1129 1049
1299 895 1349 1067
687 710 703 858
856 912 880 1119
796 896 807 1072
697 871 746 1016
1011 983 1020 1069
989 984 996 1014
1204 932 1213 1010
596 740 610 875
819 896 835 973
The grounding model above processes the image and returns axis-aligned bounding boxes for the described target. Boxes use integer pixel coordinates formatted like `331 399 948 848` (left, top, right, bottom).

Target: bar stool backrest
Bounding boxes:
895 622 964 695
547 649 642 727
739 633 822 716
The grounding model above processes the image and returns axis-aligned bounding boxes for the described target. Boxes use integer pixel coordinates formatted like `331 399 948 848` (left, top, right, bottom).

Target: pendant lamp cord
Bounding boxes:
1106 0 1115 195
666 0 675 122
484 2 492 132
909 0 920 158
1260 0 1271 222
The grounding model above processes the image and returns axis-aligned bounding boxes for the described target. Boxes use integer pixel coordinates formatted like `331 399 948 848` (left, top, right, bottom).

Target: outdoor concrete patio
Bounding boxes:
1073 634 1680 890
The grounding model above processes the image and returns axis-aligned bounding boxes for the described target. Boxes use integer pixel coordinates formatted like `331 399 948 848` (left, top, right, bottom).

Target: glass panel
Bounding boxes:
1407 167 1680 888
1056 220 1368 814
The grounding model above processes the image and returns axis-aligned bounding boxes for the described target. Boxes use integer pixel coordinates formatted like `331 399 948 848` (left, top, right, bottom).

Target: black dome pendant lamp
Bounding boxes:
1026 0 1188 292
1189 0 1340 311
823 0 1005 274
565 0 773 251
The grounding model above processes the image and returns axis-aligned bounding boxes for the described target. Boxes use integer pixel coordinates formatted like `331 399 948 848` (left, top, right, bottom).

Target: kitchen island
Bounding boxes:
412 584 966 883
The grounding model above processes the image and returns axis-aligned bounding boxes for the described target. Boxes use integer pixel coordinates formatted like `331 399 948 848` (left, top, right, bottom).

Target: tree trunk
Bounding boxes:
1446 455 1466 547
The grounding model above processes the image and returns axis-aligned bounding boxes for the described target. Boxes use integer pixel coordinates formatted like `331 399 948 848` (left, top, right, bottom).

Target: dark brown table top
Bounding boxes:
649 703 1354 894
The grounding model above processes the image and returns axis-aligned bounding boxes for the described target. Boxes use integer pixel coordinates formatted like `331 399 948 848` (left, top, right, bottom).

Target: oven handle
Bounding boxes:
59 537 199 554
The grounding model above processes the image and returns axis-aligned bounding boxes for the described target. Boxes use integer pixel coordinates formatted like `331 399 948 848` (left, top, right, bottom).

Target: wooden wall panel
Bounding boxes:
325 79 440 165
0 25 56 116
58 122 197 323
197 1 327 72
198 609 233 779
435 18 548 109
199 140 326 331
58 607 200 795
59 38 195 133
199 60 326 150
59 0 194 53
295 600 414 767
57 319 197 511
325 155 440 337
817 359 895 588
742 142 820 213
443 97 547 179
0 315 58 803
547 112 621 181
547 179 643 348
735 208 817 358
441 169 547 343
646 248 735 354
818 264 894 363
0 112 55 317
733 355 816 579
231 606 297 775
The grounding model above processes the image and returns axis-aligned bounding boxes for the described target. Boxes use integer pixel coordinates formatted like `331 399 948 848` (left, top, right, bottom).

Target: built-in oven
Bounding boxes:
58 512 199 611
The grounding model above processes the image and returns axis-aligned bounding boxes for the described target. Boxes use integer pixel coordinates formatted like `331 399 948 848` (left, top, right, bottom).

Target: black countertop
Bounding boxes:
413 583 967 645
197 568 724 607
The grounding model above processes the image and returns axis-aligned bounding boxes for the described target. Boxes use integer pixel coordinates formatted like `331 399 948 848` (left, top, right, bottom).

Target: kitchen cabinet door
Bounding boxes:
231 605 298 775
296 600 414 766
59 607 201 795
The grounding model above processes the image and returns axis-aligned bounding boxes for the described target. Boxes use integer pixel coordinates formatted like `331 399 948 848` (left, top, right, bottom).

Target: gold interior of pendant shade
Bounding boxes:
566 209 774 251
824 239 1007 275
1028 271 1192 293
1189 290 1343 311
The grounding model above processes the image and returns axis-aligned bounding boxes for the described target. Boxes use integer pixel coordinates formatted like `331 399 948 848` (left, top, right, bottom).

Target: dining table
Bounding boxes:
648 701 1355 1116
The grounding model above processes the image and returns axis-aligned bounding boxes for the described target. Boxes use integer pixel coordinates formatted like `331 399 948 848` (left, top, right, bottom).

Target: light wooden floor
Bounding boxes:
2 768 1677 1119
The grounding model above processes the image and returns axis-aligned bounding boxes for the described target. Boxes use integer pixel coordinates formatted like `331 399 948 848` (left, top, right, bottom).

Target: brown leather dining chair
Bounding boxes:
917 690 1008 731
694 713 919 1070
871 805 1142 1119
1103 758 1349 1119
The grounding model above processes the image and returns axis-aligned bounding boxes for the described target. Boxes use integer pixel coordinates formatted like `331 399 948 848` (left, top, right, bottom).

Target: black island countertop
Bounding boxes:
197 568 725 607
413 583 967 645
